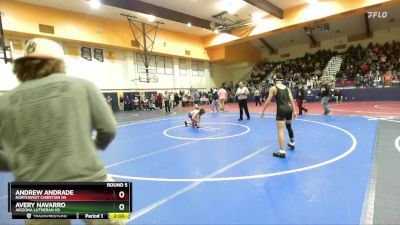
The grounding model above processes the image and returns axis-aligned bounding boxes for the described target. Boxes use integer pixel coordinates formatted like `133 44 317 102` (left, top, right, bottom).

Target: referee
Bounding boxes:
236 82 250 120
261 74 297 158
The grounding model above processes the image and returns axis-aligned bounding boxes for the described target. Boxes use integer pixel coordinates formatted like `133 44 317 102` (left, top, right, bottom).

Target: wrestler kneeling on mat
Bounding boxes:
261 74 297 158
185 106 206 128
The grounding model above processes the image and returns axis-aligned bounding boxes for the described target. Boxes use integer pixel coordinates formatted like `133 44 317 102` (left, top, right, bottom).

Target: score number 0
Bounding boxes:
118 191 125 211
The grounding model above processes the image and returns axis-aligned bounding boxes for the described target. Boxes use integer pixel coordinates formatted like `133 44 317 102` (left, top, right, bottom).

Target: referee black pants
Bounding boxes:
238 99 250 119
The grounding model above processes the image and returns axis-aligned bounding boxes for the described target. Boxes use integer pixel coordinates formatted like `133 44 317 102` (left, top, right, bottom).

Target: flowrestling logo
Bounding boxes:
367 11 388 19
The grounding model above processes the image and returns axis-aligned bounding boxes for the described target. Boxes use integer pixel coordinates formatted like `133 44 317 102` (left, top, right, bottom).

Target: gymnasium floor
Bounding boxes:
0 101 399 225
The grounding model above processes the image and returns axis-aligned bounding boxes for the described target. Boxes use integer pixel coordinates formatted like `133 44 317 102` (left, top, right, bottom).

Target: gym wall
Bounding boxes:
0 0 213 91
0 37 212 91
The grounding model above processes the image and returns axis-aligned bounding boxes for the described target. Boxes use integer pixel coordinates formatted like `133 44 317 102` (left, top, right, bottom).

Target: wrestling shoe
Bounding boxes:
273 151 286 158
287 143 295 150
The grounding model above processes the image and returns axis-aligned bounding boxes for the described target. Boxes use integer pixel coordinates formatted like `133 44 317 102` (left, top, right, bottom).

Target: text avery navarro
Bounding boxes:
15 190 74 196
15 202 66 208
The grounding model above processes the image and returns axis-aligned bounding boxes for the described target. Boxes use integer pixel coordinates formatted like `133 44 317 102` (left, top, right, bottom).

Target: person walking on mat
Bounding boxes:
296 84 308 115
320 82 331 115
261 74 297 158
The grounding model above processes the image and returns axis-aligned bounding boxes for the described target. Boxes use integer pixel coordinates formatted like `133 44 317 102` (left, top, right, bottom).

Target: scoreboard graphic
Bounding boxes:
8 182 132 220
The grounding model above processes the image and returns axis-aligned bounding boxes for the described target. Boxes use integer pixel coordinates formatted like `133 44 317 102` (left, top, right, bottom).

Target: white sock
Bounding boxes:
279 149 285 154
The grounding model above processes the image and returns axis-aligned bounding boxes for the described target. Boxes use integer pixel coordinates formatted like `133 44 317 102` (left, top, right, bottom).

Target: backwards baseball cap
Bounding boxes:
275 73 284 81
18 38 64 60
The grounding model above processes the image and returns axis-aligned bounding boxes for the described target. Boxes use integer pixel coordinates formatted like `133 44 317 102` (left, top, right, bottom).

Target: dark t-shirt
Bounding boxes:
320 85 331 97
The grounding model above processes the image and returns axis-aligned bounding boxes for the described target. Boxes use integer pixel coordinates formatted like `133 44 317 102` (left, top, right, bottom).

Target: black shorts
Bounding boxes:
276 107 293 121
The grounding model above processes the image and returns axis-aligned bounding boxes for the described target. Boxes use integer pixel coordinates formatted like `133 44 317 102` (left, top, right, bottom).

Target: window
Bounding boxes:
192 60 204 76
136 53 156 74
137 53 173 75
165 57 173 75
179 58 187 76
156 56 165 74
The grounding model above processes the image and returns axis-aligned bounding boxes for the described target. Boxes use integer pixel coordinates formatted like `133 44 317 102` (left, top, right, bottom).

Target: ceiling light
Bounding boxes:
216 0 245 15
89 0 101 9
227 8 236 15
187 23 192 27
147 15 155 22
308 0 319 5
251 12 264 25
214 29 220 34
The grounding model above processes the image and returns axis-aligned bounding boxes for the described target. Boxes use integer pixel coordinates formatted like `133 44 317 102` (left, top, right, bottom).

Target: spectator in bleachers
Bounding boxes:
320 83 332 115
224 41 399 93
333 89 343 104
384 71 393 87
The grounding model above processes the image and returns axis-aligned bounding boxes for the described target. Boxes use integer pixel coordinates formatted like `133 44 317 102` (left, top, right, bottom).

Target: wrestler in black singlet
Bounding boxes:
275 86 293 121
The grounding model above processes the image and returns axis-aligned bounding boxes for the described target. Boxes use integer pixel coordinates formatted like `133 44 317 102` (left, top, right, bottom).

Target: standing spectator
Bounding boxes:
163 91 171 114
211 88 219 113
236 82 250 120
254 87 261 106
169 92 174 108
133 97 139 111
124 95 131 111
320 82 331 115
0 38 122 225
106 95 113 111
119 95 124 111
218 86 227 110
155 93 161 109
150 94 156 110
174 93 180 108
194 90 200 105
296 84 308 115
